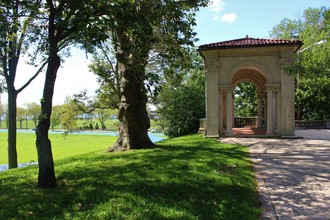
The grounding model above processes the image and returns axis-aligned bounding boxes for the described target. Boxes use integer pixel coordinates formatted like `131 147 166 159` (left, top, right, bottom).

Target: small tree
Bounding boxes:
59 97 79 133
0 0 46 169
35 0 108 188
16 107 27 129
26 102 40 128
0 102 5 128
50 105 61 131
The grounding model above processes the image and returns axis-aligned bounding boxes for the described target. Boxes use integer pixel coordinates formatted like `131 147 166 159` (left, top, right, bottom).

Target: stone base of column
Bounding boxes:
225 130 233 136
281 136 299 139
205 134 220 138
265 131 275 137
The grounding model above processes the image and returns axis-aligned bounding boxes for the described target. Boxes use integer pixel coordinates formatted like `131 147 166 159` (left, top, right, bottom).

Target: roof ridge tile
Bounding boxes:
199 36 302 50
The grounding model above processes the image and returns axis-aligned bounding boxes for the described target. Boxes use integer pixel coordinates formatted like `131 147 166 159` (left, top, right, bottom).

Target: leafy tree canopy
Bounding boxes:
270 6 330 120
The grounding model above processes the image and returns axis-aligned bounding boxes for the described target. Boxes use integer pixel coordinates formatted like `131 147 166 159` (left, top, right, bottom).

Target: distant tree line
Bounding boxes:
0 100 119 131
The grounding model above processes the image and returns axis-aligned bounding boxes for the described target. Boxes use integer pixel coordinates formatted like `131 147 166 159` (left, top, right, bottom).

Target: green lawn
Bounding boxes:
0 132 117 164
0 134 262 219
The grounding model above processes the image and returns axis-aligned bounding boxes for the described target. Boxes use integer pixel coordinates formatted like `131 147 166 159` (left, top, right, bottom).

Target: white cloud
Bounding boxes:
221 13 237 23
212 15 220 21
208 0 225 13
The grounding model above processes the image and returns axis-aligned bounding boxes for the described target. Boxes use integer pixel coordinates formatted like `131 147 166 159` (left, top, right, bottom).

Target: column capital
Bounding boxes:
279 57 294 67
219 85 232 92
205 59 220 69
258 92 266 99
265 84 280 92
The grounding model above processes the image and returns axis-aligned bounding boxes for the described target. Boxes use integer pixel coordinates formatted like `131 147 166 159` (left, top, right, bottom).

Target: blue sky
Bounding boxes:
5 0 329 107
195 0 328 45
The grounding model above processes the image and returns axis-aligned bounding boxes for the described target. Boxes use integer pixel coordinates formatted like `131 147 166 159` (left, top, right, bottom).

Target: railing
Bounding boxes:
295 120 327 129
235 117 257 128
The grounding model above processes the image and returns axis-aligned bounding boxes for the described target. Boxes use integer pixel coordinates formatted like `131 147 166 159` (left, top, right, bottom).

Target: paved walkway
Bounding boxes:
221 129 330 220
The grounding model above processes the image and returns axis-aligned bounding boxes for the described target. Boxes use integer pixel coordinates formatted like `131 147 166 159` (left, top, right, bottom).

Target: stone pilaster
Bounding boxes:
279 57 295 137
205 58 220 137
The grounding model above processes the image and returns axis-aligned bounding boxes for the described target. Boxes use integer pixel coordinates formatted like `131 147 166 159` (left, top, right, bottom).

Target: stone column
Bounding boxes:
219 88 226 134
266 89 273 136
257 93 263 128
264 95 267 126
226 88 233 136
273 89 278 134
276 89 281 134
232 93 235 128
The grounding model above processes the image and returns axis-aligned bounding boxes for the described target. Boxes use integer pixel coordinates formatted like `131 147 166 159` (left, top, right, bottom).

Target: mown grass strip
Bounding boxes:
0 132 117 164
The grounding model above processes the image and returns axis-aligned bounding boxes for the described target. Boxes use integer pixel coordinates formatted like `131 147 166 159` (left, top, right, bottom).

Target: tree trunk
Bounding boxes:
5 54 19 169
35 54 60 188
7 89 18 169
108 32 154 151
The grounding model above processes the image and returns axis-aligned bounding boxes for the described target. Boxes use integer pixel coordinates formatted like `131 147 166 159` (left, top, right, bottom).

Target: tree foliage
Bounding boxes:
157 50 205 137
297 76 330 119
88 40 120 109
270 6 330 120
234 82 258 117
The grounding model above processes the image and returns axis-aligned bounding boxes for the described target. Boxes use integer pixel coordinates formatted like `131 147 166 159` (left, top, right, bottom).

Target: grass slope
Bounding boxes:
0 134 261 219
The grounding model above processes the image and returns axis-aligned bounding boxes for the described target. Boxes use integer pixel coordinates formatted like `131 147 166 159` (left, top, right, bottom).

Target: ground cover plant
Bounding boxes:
0 134 261 219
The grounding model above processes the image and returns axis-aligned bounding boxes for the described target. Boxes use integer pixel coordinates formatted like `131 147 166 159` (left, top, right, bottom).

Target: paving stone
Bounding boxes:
221 129 330 220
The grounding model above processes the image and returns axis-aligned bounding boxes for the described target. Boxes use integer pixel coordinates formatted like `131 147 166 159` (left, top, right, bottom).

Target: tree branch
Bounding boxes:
16 60 47 94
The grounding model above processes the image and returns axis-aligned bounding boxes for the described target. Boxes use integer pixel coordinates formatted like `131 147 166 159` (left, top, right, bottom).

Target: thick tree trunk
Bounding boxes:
7 89 18 169
108 32 154 151
35 54 60 188
109 71 154 151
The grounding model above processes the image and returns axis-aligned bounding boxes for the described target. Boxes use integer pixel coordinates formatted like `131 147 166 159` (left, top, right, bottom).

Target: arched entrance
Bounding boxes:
199 36 302 138
231 69 267 136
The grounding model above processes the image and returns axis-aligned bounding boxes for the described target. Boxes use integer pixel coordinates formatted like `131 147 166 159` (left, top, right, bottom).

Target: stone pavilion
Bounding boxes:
199 36 302 137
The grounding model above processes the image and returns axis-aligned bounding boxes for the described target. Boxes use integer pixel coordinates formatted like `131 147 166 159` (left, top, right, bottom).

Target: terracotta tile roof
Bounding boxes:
199 35 302 50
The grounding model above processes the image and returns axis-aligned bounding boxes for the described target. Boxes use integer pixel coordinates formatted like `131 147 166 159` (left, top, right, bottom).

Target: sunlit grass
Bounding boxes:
0 134 262 219
0 132 117 164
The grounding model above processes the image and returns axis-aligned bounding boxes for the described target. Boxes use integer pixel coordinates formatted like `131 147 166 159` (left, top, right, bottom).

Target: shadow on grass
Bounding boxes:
0 135 261 219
